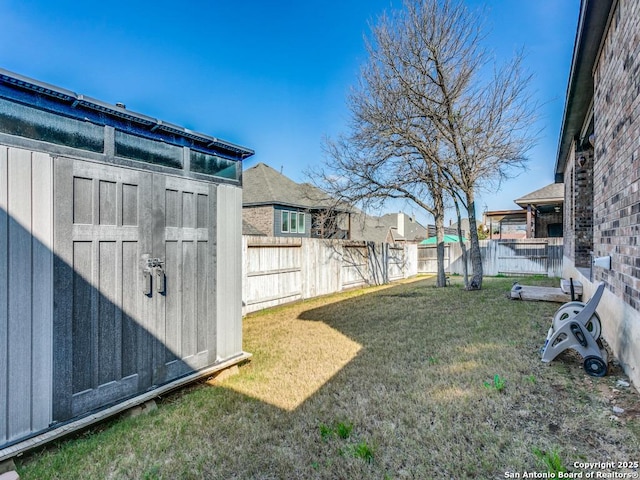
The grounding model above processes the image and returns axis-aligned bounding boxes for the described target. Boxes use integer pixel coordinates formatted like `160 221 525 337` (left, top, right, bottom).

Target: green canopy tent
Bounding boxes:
420 234 461 244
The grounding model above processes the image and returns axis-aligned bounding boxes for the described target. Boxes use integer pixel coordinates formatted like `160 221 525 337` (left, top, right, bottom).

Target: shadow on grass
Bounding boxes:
18 277 640 479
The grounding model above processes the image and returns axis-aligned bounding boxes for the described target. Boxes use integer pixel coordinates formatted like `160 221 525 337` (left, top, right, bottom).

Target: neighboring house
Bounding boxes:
483 209 528 239
448 217 470 239
483 183 564 239
515 183 564 238
243 163 459 244
350 211 428 244
242 163 350 238
242 219 267 236
0 69 252 454
555 0 640 386
351 212 466 244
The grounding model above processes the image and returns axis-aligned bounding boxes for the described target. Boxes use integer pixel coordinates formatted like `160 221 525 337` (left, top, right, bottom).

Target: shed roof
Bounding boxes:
484 210 527 225
420 234 461 244
0 68 254 160
554 0 613 181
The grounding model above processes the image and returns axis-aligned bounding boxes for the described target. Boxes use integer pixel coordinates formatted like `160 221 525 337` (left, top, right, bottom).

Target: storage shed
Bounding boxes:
0 69 253 457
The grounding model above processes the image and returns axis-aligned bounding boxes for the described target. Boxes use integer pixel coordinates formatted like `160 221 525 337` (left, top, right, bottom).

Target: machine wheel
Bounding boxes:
553 307 601 341
558 301 586 309
583 356 608 377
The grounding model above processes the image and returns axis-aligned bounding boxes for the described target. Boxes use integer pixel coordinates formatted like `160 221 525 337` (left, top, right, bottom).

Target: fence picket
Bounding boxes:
242 237 564 315
417 238 563 278
242 237 415 314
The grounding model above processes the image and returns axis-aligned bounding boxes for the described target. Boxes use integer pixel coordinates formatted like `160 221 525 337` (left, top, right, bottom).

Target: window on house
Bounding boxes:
281 210 306 234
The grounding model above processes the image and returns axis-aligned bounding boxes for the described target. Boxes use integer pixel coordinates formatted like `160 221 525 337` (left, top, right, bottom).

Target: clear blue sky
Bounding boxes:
1 0 579 223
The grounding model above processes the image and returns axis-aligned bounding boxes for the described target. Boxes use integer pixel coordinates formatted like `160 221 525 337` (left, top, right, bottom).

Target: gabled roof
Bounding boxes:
515 183 564 207
554 0 613 180
349 212 427 243
243 163 339 209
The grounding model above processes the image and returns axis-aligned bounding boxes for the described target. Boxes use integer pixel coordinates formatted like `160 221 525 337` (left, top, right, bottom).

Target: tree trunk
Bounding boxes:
435 212 447 287
466 191 483 290
454 198 469 288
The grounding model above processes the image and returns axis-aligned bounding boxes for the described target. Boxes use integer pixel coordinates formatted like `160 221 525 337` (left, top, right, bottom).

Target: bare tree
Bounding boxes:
314 0 537 289
320 129 450 287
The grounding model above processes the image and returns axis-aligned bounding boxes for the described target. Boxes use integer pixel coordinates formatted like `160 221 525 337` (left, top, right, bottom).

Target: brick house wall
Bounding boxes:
535 211 563 238
243 205 274 236
592 0 640 309
563 148 576 263
574 148 595 268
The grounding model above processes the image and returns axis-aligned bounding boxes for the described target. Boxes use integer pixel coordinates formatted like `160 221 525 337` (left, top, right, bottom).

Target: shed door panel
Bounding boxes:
151 175 216 385
53 159 217 422
53 158 154 420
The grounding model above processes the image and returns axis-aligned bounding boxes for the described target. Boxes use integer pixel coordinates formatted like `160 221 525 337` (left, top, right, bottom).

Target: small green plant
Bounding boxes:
533 447 567 474
428 356 439 365
319 423 333 441
526 374 537 384
336 421 353 439
319 421 353 440
142 465 161 480
320 421 374 464
349 440 375 463
484 374 506 392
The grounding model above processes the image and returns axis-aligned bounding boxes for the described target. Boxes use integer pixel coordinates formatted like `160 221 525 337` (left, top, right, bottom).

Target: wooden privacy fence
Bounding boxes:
242 237 563 315
242 236 417 314
417 238 564 278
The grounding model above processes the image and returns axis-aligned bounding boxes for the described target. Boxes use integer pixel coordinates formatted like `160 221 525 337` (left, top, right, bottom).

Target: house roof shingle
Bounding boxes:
514 183 564 207
243 162 338 209
242 219 267 236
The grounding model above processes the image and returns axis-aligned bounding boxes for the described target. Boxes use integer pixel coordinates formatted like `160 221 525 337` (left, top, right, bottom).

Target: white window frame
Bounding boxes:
281 210 306 234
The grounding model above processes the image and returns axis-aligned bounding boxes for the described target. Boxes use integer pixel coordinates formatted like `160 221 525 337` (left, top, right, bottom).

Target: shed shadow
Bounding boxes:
1 206 220 451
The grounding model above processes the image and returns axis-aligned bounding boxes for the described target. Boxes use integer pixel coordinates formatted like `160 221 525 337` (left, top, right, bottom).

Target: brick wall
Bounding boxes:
574 148 594 268
535 211 563 237
592 0 640 308
564 149 576 263
242 206 274 236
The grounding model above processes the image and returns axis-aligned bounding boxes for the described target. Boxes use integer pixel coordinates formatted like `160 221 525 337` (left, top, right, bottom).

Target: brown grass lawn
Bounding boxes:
17 276 640 479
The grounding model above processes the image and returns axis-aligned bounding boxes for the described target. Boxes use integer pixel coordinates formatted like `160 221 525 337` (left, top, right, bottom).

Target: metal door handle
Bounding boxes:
143 269 152 296
155 265 165 294
144 257 165 295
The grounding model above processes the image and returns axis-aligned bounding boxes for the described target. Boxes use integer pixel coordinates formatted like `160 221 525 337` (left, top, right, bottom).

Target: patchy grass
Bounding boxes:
16 277 640 479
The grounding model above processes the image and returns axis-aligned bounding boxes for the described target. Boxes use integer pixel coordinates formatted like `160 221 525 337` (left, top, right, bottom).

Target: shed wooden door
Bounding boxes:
53 157 217 421
150 175 217 385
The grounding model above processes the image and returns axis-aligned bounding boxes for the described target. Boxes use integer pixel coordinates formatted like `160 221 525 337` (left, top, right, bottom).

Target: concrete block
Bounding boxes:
122 399 158 419
0 460 16 475
0 471 20 480
206 365 240 384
